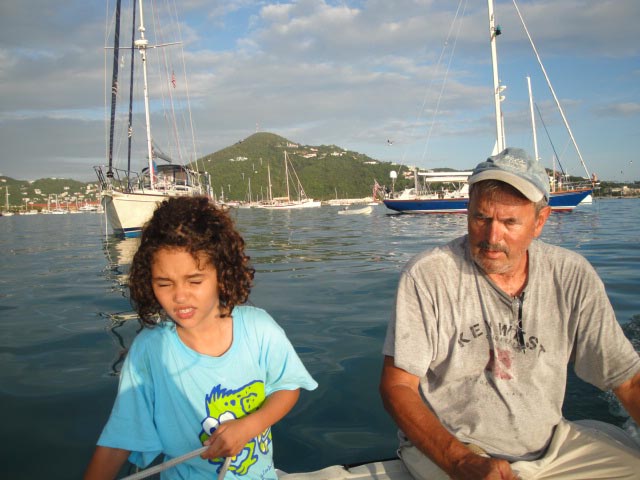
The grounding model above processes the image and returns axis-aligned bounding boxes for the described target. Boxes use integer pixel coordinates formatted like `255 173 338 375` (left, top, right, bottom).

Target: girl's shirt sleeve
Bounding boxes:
241 306 318 396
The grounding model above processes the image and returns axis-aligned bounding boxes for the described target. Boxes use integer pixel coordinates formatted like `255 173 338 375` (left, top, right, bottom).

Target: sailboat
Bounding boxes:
2 186 14 216
525 77 594 211
94 0 212 237
384 0 593 214
257 151 321 209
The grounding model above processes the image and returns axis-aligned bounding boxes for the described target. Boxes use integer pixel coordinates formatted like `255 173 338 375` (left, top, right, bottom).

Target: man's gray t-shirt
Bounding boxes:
383 235 640 461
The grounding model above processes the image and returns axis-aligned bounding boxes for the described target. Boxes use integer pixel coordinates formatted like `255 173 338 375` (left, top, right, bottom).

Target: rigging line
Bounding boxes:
148 0 180 164
399 0 467 168
170 0 200 170
160 0 187 165
511 0 590 180
534 102 566 176
421 0 468 165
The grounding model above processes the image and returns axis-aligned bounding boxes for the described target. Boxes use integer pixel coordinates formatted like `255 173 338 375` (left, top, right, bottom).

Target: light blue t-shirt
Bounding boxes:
98 306 318 479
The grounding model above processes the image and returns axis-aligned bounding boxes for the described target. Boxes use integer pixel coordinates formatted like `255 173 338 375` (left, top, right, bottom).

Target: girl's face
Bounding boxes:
151 247 222 332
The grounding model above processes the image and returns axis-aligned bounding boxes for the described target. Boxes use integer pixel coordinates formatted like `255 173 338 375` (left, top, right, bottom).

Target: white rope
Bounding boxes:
121 448 231 480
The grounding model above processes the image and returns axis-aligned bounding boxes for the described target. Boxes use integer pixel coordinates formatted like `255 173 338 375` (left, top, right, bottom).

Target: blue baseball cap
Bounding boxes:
468 148 550 202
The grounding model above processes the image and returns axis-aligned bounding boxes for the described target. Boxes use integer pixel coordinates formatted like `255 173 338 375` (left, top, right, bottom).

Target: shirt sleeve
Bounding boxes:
571 262 640 391
251 309 318 396
383 266 435 378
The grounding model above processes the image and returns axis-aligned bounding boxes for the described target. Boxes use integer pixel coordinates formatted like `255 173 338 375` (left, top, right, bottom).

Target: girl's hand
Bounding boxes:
201 418 253 459
200 390 300 460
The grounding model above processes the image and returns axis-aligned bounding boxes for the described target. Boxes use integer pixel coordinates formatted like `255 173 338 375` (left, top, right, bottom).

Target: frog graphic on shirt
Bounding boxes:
199 380 272 476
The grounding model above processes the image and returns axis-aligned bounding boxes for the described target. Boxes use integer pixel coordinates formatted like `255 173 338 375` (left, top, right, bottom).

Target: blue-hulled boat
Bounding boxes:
384 0 594 215
384 187 593 215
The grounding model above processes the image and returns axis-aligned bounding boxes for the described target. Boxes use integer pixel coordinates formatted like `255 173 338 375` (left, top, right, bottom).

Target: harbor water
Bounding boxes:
0 198 638 478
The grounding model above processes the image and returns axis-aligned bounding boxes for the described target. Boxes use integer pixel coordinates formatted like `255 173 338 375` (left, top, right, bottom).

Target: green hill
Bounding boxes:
0 176 99 211
195 132 413 202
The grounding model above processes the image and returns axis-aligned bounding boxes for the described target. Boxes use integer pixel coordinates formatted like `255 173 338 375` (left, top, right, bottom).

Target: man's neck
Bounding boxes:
487 252 529 298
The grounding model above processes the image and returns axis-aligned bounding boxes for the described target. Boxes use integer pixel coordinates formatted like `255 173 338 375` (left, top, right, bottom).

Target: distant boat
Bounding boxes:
78 202 99 212
257 152 321 209
93 0 212 237
384 0 593 215
383 171 472 214
2 186 14 216
338 205 373 215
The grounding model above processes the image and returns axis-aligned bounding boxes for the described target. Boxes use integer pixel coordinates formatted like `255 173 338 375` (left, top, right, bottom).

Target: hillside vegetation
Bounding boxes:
0 176 98 210
195 132 415 202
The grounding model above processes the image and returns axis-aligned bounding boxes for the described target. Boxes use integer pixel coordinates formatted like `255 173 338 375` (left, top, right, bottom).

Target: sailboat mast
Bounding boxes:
284 151 291 201
488 0 506 153
107 0 122 179
135 0 155 189
526 76 539 162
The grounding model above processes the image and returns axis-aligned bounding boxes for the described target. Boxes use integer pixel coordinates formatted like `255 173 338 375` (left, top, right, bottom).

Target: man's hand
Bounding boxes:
451 452 519 480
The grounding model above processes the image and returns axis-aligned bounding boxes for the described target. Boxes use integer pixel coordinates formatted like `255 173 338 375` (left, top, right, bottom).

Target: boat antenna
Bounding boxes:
511 0 591 180
107 0 122 179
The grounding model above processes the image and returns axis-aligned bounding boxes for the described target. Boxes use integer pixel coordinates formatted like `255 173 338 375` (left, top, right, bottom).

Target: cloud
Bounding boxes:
594 102 640 117
0 0 638 181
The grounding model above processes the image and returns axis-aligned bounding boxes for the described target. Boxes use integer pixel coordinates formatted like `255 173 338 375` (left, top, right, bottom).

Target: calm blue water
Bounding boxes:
0 199 638 479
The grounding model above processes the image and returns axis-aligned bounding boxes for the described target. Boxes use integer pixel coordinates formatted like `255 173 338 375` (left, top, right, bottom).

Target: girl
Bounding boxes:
85 196 317 479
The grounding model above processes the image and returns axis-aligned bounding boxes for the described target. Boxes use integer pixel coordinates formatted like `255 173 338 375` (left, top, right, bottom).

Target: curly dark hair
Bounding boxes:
129 196 255 327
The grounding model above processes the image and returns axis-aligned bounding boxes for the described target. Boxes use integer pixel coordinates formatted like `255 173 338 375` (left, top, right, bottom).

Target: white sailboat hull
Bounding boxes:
258 199 322 210
102 190 169 236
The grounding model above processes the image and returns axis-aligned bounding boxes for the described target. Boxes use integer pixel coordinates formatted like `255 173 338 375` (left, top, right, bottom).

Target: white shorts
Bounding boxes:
398 419 640 480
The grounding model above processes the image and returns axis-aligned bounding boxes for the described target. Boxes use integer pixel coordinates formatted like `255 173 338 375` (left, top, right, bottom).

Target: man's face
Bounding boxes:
468 187 550 276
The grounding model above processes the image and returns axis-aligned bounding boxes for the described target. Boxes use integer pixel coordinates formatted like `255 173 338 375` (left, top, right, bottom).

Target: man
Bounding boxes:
380 148 640 479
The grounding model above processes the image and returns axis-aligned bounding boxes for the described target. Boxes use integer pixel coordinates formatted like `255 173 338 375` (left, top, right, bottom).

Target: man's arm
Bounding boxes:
613 370 640 426
379 356 517 480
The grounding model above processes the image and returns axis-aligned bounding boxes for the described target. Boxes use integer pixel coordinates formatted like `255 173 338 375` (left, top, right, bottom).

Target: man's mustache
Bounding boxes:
478 241 508 254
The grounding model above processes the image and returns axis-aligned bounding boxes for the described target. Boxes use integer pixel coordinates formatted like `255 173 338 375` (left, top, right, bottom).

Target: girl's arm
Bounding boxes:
201 388 300 459
84 445 131 480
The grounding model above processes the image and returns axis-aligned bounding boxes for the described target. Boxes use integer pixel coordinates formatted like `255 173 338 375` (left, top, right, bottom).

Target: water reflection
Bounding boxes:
100 235 142 375
101 236 140 294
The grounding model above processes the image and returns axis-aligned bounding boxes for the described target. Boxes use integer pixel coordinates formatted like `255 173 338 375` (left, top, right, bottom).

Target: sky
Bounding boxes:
0 0 638 183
